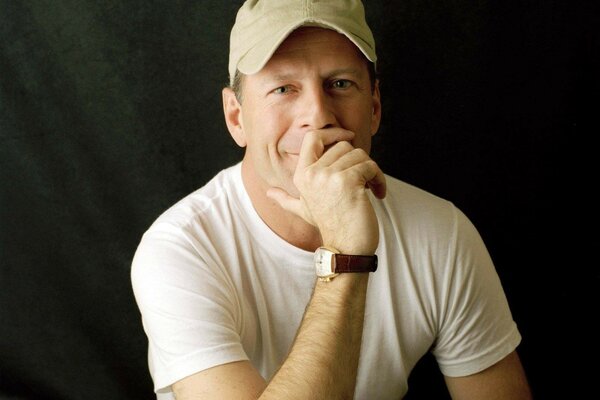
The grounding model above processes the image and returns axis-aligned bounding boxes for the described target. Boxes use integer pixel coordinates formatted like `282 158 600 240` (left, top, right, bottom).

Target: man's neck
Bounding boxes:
240 160 322 252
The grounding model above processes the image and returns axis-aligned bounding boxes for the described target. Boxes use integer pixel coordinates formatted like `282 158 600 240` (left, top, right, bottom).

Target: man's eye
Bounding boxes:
331 80 352 89
273 86 290 94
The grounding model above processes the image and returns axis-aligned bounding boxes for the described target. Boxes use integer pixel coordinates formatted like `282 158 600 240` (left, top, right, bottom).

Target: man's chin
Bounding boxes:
278 176 301 199
282 157 299 177
272 157 301 196
285 153 300 166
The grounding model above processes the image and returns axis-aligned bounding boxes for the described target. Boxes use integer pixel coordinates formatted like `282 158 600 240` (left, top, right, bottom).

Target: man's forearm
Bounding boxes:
260 273 369 399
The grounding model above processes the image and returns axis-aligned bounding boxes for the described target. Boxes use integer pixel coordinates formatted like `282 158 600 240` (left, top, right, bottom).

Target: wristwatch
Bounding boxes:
314 246 378 282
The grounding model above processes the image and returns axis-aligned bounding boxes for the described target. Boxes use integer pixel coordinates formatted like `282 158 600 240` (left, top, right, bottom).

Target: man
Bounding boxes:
131 1 532 399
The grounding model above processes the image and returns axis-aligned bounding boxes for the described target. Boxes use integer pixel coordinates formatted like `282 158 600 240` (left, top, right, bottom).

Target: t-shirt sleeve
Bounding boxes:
432 206 521 377
131 222 248 394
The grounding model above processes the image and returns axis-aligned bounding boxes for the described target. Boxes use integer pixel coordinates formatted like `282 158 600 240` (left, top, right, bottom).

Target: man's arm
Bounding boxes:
173 129 383 399
173 273 369 400
172 361 266 400
261 274 369 399
444 351 532 400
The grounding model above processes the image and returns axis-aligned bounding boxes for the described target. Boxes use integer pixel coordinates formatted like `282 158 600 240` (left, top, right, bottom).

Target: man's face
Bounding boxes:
229 27 381 198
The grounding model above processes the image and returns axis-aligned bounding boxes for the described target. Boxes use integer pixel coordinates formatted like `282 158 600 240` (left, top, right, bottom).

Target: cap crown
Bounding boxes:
228 0 376 85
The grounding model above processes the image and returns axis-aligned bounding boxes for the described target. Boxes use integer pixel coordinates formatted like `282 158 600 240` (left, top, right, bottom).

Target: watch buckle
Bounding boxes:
318 273 340 282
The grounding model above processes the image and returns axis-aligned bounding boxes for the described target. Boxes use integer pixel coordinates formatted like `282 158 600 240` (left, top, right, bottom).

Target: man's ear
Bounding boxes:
370 79 382 136
222 87 246 147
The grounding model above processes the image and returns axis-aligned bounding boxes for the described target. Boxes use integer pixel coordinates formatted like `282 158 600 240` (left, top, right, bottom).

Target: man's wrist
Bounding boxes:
314 246 378 282
321 242 376 256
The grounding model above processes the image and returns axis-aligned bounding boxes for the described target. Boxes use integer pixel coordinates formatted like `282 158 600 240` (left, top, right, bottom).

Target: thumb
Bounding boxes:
266 187 311 223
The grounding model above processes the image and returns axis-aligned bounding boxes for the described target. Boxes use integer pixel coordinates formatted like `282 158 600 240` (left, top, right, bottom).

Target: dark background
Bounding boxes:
0 1 593 399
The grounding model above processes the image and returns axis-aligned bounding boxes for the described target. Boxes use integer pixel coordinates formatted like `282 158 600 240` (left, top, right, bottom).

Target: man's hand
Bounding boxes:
267 128 386 254
174 129 383 399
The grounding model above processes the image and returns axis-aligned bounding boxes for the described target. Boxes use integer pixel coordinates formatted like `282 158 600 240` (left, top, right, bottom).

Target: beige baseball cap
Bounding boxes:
228 0 377 85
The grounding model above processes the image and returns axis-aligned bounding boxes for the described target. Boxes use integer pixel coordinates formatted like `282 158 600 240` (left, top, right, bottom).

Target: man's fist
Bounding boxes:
267 128 386 255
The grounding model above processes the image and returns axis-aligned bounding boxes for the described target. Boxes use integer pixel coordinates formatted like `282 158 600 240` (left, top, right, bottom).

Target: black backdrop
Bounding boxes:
0 1 593 399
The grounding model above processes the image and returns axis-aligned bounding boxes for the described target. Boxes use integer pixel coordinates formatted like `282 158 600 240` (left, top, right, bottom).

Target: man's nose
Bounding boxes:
299 86 337 130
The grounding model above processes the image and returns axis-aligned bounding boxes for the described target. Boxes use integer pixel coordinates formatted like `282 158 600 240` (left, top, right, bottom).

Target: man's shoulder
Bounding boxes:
382 174 454 213
375 173 462 242
149 163 243 231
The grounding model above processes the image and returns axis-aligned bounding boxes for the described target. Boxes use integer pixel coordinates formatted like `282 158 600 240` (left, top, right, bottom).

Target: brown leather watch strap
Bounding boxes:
334 254 378 273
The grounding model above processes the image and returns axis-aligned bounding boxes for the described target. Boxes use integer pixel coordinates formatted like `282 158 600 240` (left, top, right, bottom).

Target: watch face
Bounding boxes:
315 248 335 277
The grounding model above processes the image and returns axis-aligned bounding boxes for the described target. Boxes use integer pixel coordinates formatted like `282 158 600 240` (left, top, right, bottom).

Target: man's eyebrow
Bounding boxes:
326 68 362 77
262 73 297 83
261 68 363 84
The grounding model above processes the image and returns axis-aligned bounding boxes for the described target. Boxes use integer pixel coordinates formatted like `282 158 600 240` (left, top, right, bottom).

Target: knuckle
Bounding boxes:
352 148 368 159
304 165 319 181
336 141 353 151
300 165 323 188
365 159 378 168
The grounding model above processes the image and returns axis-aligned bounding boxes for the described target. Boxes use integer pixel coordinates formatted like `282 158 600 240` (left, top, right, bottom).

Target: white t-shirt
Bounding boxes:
131 163 521 399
